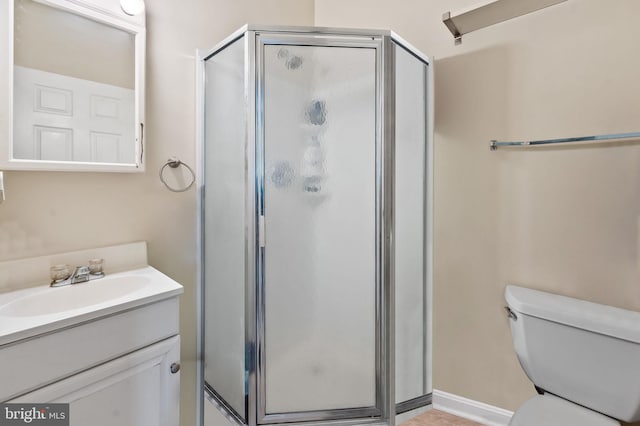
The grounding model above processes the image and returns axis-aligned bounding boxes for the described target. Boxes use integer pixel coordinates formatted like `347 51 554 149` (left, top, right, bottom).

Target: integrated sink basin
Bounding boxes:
0 265 183 347
0 275 151 317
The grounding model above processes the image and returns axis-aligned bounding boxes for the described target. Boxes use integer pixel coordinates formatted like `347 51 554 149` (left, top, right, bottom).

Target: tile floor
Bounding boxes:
206 397 484 426
400 409 483 426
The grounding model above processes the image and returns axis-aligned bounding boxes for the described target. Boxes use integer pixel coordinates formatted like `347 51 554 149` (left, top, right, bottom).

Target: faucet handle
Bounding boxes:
50 264 72 285
88 258 104 275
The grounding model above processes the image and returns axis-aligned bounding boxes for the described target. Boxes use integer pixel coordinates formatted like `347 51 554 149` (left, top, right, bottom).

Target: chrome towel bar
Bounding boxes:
490 131 640 151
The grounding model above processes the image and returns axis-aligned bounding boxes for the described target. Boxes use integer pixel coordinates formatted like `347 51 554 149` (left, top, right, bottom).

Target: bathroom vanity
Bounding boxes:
0 243 183 426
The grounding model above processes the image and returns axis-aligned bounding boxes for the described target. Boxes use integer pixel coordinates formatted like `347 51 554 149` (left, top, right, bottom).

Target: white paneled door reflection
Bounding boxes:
13 66 134 163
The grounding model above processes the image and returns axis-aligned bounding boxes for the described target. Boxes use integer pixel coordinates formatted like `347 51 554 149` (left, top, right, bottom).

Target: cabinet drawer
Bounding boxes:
0 297 178 401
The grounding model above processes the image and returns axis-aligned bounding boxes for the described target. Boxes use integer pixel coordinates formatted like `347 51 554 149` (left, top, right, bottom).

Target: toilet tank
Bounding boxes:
505 285 640 422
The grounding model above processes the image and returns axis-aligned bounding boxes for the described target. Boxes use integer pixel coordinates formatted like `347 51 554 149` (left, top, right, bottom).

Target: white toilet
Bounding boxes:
505 285 640 426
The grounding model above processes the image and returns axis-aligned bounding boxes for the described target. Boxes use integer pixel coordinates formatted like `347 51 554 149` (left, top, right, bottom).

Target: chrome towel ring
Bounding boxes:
160 157 195 192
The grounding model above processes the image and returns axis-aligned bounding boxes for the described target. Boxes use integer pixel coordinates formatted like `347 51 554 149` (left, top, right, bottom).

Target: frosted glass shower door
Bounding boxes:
394 43 431 409
203 35 247 421
259 39 380 421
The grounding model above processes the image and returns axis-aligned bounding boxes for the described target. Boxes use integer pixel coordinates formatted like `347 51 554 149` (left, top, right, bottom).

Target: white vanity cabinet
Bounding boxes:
11 336 180 426
0 264 184 426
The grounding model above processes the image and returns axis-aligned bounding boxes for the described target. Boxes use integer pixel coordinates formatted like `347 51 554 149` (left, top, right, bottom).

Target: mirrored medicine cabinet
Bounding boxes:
0 0 146 172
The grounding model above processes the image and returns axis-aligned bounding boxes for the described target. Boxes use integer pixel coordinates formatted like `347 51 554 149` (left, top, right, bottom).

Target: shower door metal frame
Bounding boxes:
388 34 433 417
253 30 392 426
197 25 434 426
197 24 254 426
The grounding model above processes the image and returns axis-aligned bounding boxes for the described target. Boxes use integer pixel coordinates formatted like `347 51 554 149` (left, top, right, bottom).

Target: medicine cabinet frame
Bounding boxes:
0 0 146 172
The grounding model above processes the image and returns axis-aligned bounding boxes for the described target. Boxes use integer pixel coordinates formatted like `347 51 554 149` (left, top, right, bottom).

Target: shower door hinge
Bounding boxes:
259 215 266 248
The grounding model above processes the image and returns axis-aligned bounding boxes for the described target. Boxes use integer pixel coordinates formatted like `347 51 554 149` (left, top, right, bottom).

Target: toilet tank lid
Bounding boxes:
505 285 640 344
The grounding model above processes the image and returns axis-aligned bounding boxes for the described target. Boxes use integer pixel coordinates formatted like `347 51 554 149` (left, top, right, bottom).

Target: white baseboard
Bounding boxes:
433 389 513 426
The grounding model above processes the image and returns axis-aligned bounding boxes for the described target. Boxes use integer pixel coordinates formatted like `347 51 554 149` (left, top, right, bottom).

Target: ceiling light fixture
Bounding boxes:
120 0 145 16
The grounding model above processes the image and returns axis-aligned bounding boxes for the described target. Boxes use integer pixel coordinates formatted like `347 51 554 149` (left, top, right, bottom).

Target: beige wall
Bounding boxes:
3 0 640 422
316 0 640 413
0 1 314 425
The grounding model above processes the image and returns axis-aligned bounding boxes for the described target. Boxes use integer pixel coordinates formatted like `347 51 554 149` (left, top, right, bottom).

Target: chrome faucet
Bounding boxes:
70 266 91 284
50 264 104 287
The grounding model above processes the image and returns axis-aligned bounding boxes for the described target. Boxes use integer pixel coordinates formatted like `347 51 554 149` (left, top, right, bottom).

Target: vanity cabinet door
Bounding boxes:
10 336 180 426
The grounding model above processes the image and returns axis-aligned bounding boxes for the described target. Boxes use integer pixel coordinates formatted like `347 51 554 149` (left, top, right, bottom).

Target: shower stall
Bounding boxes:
196 25 433 426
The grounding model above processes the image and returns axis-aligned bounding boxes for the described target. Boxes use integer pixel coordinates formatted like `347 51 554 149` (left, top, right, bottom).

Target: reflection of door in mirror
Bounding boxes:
13 0 136 164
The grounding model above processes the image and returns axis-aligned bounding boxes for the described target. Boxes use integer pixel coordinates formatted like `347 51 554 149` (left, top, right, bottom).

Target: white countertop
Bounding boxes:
0 266 183 347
